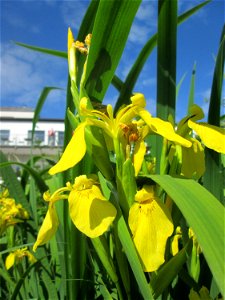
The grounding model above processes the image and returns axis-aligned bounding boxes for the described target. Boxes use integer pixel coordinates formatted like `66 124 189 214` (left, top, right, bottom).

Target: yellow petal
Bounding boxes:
135 185 155 203
139 111 192 147
27 252 37 264
177 104 204 136
130 93 146 108
5 253 15 270
188 120 225 154
33 202 59 251
68 28 76 81
68 185 117 238
170 226 182 256
49 123 86 175
133 140 146 176
129 198 173 272
68 27 74 54
181 138 205 179
171 235 180 256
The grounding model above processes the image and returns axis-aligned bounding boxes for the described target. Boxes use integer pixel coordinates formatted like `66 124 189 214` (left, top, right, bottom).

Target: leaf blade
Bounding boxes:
148 174 225 296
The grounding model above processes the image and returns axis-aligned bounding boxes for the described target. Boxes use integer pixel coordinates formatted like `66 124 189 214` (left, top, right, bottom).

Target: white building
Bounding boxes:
0 107 65 162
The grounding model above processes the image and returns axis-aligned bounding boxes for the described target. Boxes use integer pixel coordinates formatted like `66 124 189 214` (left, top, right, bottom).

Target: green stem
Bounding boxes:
113 138 130 219
91 236 124 300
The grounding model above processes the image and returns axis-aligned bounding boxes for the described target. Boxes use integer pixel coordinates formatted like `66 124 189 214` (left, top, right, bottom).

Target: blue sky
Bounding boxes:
1 0 224 120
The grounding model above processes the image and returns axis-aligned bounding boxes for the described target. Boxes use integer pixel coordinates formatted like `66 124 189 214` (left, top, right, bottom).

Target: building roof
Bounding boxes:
0 107 64 122
0 106 34 112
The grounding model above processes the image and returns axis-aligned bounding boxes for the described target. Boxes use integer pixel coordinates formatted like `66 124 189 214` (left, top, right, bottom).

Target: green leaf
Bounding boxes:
156 0 177 174
0 151 31 213
116 213 154 299
148 174 225 296
122 159 136 208
84 0 141 103
15 41 67 58
41 268 59 299
10 260 42 300
75 0 100 86
114 0 211 113
31 87 62 143
157 0 177 120
151 240 192 298
91 236 119 285
0 161 48 193
109 186 153 299
176 72 187 99
204 25 225 201
187 62 197 114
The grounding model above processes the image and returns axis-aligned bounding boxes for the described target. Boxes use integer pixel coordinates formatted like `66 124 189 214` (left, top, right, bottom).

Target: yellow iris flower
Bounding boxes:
176 105 225 178
33 175 117 251
49 94 191 176
0 189 29 235
128 185 174 272
5 247 36 270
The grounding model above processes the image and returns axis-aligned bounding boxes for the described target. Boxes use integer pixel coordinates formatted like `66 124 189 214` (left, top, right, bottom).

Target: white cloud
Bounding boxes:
61 1 90 31
1 42 67 109
128 1 157 45
199 88 211 101
136 1 157 25
128 22 151 45
142 77 156 87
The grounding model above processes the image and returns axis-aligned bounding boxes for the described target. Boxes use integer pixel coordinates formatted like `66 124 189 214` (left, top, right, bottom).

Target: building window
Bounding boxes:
57 131 64 146
27 130 45 145
0 130 10 145
48 129 55 146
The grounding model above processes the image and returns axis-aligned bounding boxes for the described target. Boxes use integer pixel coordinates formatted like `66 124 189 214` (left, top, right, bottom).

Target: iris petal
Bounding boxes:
129 199 173 272
139 111 192 147
181 138 205 179
5 253 15 270
129 186 174 272
49 123 86 175
69 186 117 238
133 140 146 176
188 120 225 154
33 203 59 251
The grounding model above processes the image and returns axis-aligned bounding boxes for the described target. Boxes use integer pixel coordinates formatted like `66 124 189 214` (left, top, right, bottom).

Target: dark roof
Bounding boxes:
0 117 64 122
0 106 34 112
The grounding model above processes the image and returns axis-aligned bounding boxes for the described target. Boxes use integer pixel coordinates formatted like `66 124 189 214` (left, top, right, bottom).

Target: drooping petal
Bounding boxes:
5 252 15 270
177 104 204 136
181 138 205 179
133 140 146 176
139 110 192 147
49 123 87 175
68 185 117 238
129 197 173 272
188 120 225 154
33 202 59 251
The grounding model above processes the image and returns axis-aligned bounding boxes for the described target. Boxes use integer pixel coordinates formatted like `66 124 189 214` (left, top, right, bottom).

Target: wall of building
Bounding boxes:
0 119 65 146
